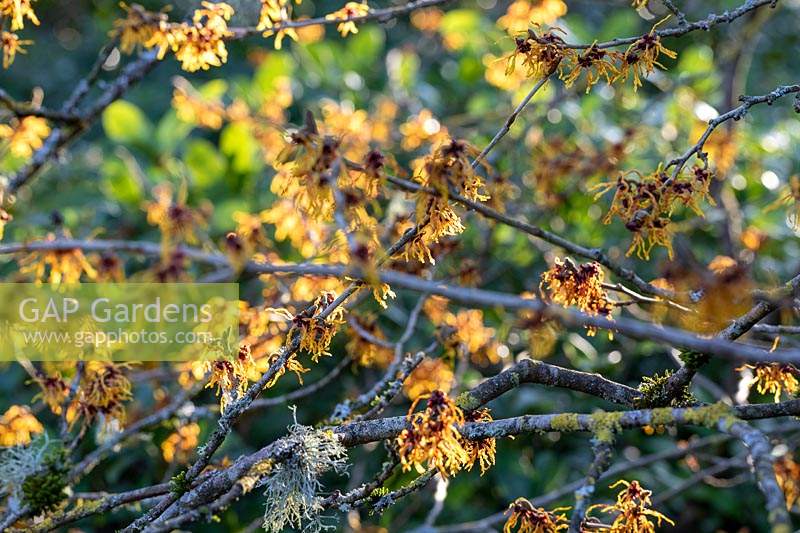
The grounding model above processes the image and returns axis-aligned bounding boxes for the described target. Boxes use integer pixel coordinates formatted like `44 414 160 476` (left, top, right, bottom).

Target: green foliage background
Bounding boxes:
3 0 800 531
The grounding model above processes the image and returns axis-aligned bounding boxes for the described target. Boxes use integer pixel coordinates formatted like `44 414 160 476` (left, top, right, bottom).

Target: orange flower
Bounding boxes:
503 498 569 533
396 390 469 477
0 405 44 446
325 2 370 37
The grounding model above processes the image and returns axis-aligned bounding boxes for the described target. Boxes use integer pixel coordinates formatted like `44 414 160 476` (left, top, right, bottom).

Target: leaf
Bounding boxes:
100 157 143 206
102 100 152 145
219 121 263 175
185 139 227 189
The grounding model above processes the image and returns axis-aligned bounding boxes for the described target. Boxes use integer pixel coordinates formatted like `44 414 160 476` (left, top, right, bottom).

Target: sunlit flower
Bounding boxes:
112 3 169 54
172 78 227 129
592 166 713 260
396 390 470 477
586 480 674 532
1 30 31 68
257 0 300 49
505 27 572 79
774 453 800 510
203 344 256 412
410 8 443 33
0 405 43 446
503 498 569 533
19 233 98 287
172 2 234 71
560 43 621 93
614 27 676 91
271 292 346 362
145 182 209 252
399 109 449 151
497 0 567 34
31 373 69 415
161 422 201 463
444 309 496 363
404 358 454 400
744 363 800 402
461 408 497 475
325 2 370 37
346 315 393 368
0 0 39 31
540 258 612 335
0 116 50 158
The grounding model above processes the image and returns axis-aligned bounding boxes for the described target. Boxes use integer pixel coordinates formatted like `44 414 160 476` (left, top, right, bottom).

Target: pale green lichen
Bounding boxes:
550 413 581 432
682 402 736 430
649 407 675 427
455 392 482 411
0 434 68 516
588 411 625 443
261 423 349 533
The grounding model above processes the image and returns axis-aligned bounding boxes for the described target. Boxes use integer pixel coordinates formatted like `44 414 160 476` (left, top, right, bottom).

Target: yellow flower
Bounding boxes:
744 363 800 402
497 0 567 35
203 344 256 412
172 78 227 129
560 43 621 93
399 109 449 151
257 0 300 50
112 3 169 54
540 258 613 335
346 315 393 368
505 27 572 79
461 408 496 475
325 2 370 37
396 390 470 477
774 454 800 510
161 422 201 463
404 358 454 400
261 199 328 258
270 291 346 362
503 498 569 533
0 405 44 447
145 182 209 252
19 233 98 287
1 30 31 68
586 480 674 532
614 27 676 91
31 373 69 415
592 166 713 260
68 362 133 432
172 2 234 72
0 116 50 158
0 0 39 31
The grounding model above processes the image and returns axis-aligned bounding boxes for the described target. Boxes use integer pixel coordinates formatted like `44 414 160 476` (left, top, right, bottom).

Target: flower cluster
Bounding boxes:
19 234 98 287
346 315 393 367
592 166 714 259
0 0 38 68
405 140 490 264
745 363 800 402
396 390 470 477
68 362 133 432
0 116 50 158
257 0 302 49
0 405 43 447
396 390 495 478
503 498 569 533
271 291 346 363
540 258 613 335
325 2 370 37
145 182 209 253
161 422 201 463
774 453 800 510
504 23 676 93
404 358 455 400
113 2 234 72
461 408 497 475
203 344 256 412
585 480 674 532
